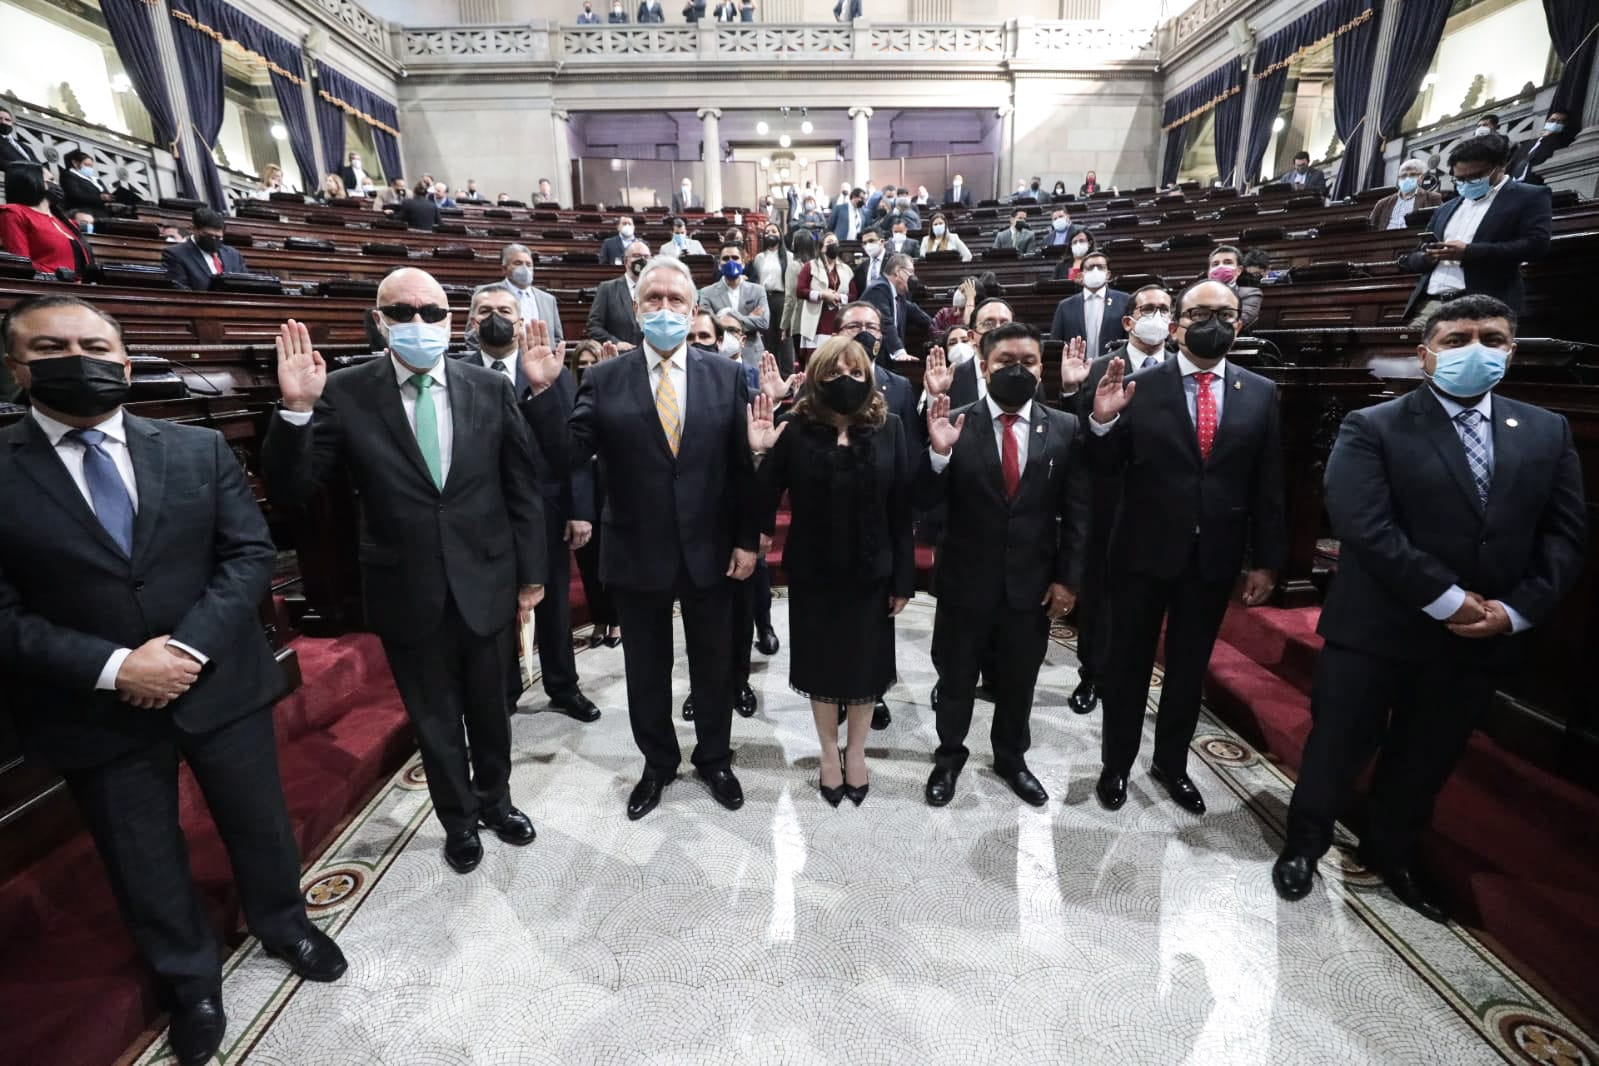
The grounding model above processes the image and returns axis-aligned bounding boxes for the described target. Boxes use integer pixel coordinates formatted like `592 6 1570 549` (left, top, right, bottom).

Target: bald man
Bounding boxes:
261 267 549 874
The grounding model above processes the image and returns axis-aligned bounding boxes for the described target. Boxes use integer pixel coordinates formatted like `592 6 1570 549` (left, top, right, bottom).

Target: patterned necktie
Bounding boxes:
491 359 507 375
67 428 134 555
409 373 444 488
655 359 682 456
999 413 1020 499
1194 371 1217 460
1456 409 1490 504
1141 354 1161 370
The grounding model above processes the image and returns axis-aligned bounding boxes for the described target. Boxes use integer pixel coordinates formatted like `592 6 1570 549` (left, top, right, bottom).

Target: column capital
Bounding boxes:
697 108 723 121
849 107 874 121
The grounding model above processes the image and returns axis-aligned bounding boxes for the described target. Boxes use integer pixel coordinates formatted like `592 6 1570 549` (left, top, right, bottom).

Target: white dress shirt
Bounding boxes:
277 355 454 482
480 349 517 387
1428 175 1509 294
756 252 783 290
928 395 1030 473
646 341 688 411
1081 287 1106 357
509 284 542 323
1060 340 1164 405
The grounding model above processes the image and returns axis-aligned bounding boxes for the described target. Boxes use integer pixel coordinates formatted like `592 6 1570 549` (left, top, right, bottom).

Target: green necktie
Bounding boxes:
409 373 444 489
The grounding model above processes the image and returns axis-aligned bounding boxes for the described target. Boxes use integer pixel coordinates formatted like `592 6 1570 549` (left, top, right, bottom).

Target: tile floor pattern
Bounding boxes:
133 597 1597 1066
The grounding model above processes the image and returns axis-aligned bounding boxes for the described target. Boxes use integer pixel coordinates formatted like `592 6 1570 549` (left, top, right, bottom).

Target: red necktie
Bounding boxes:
1195 371 1217 460
211 253 223 274
999 413 1020 499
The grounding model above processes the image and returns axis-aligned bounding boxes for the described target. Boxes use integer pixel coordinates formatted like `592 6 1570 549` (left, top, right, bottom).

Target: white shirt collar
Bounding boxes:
391 355 448 390
1176 353 1227 378
33 406 127 446
479 349 517 369
1430 387 1493 421
1083 286 1104 299
646 342 687 372
985 395 1032 423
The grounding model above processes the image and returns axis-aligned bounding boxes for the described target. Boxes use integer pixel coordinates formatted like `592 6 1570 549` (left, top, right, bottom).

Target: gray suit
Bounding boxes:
993 225 1037 255
697 279 770 367
587 275 643 347
508 283 564 346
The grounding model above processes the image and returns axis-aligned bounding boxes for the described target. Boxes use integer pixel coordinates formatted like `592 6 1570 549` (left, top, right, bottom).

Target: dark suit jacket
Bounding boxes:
1317 386 1586 663
260 356 547 642
913 399 1090 609
1088 357 1287 583
874 362 923 453
0 135 37 167
392 196 442 232
943 187 973 208
827 201 865 240
524 345 758 593
61 170 108 217
161 239 248 291
682 0 705 19
337 166 366 193
883 234 920 260
1278 167 1328 194
0 415 282 769
1398 180 1552 317
598 234 631 264
1508 132 1573 184
1050 287 1130 356
861 278 932 362
587 275 643 346
948 359 981 410
637 0 665 20
992 225 1037 255
671 191 702 213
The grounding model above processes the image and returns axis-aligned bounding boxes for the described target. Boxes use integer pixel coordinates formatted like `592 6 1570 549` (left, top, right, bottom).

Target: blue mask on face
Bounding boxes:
639 308 690 351
719 260 744 280
1398 177 1418 195
1544 121 1564 134
1428 342 1510 398
385 320 450 370
1456 175 1492 200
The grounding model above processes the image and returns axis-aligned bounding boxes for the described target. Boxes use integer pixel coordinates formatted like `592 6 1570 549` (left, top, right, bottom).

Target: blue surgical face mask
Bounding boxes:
719 260 743 280
673 233 686 246
932 224 946 237
1398 176 1418 195
1544 120 1564 134
79 220 94 234
1052 217 1069 232
639 308 690 351
385 320 450 370
1427 342 1510 398
1456 175 1493 200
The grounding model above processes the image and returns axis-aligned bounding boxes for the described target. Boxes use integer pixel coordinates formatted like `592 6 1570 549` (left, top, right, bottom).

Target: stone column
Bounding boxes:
698 107 723 212
849 106 872 188
1356 0 1402 189
996 103 1015 195
552 109 575 208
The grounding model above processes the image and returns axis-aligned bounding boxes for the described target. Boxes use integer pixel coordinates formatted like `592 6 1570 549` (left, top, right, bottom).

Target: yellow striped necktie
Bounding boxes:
655 358 682 456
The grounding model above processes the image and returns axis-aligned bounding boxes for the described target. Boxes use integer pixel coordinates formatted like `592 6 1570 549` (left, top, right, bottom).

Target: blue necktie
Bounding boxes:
68 428 134 555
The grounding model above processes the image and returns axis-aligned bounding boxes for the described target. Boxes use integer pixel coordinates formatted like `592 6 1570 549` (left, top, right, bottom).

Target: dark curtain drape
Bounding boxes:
315 62 401 180
370 102 402 180
314 75 346 176
100 0 198 200
1161 60 1243 186
168 0 228 210
1161 126 1189 187
1329 0 1379 199
1545 0 1598 126
1367 0 1452 188
1213 61 1248 185
199 0 319 192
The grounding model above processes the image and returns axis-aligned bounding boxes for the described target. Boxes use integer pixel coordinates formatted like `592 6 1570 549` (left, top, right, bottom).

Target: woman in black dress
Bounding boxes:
747 336 914 806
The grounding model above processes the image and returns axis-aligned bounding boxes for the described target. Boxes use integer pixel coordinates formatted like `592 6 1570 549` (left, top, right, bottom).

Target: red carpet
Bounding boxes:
1204 603 1599 1030
0 633 412 1066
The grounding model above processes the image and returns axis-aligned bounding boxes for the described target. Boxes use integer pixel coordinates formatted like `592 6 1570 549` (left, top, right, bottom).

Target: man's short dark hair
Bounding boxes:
668 215 685 228
838 300 880 326
690 307 724 342
64 149 90 169
1448 133 1512 169
1130 283 1170 307
981 320 1042 358
720 240 743 255
851 187 864 198
972 297 1013 324
1422 293 1517 344
1293 150 1311 162
1175 279 1240 317
1209 244 1242 262
1480 114 1500 126
0 106 13 119
3 294 124 351
191 207 226 230
1082 251 1109 270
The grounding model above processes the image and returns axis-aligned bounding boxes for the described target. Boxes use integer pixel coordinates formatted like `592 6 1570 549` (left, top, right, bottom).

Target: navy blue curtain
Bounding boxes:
1367 0 1452 188
1161 60 1244 185
1545 0 1598 126
316 62 401 181
1212 61 1248 185
168 0 229 211
1161 126 1189 187
100 0 197 200
314 69 346 176
1329 1 1379 199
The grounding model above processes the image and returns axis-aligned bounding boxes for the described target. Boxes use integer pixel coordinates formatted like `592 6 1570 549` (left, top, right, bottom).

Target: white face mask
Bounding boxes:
864 243 882 258
947 341 975 364
952 291 966 309
1071 241 1091 258
1132 313 1171 347
1082 268 1108 291
719 333 742 357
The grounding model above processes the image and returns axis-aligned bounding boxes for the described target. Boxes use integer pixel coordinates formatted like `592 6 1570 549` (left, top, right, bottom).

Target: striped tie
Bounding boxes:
1456 409 1490 504
655 359 682 456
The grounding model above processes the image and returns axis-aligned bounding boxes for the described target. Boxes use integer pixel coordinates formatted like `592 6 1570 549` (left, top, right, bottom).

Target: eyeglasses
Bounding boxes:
838 321 873 334
1130 305 1171 319
378 303 449 323
1180 307 1241 325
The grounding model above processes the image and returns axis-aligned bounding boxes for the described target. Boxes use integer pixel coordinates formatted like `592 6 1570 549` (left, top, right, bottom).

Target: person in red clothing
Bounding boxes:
793 230 858 368
0 163 91 278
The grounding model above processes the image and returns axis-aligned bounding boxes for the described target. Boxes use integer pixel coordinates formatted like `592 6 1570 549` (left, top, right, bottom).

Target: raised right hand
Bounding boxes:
116 636 202 707
1091 356 1135 424
1059 336 1089 391
747 393 788 453
927 393 965 456
519 318 567 391
923 345 953 397
275 319 326 413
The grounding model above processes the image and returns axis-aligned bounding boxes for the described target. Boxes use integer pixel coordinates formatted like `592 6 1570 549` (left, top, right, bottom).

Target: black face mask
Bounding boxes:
1183 317 1236 361
1030 181 1040 191
628 258 645 276
853 330 880 360
1014 220 1027 230
822 245 838 259
763 235 779 248
194 234 222 254
819 374 871 414
0 122 13 136
26 355 130 417
478 312 515 349
986 364 1038 408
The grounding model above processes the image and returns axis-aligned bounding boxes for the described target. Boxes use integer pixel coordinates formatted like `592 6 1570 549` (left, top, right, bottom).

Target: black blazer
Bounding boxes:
671 190 702 213
524 345 758 593
943 186 973 207
0 415 282 770
61 170 108 217
874 361 924 453
1088 357 1287 582
1278 167 1328 194
759 414 914 597
337 166 365 192
0 135 37 167
1509 132 1574 183
161 239 248 291
586 276 643 346
392 196 442 231
861 278 931 362
913 399 1090 609
947 359 981 410
1398 180 1552 317
1317 386 1586 662
1050 287 1130 355
260 356 547 642
598 233 630 264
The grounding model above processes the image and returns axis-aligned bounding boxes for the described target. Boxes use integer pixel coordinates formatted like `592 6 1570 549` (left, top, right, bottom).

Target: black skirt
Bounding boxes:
787 579 895 705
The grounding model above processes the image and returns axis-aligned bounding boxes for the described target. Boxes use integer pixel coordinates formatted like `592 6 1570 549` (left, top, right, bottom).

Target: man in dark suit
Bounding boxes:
0 295 345 1066
1273 295 1586 920
587 240 649 349
161 208 248 291
458 282 600 725
1508 110 1573 184
884 217 920 259
390 184 442 231
262 268 548 874
598 216 637 265
828 187 867 241
61 149 113 218
943 174 973 207
1400 133 1553 325
337 151 369 196
942 298 1012 410
992 209 1037 255
1049 250 1129 357
0 106 38 166
916 322 1089 807
520 255 759 821
1087 279 1287 815
861 253 933 365
672 177 702 213
1278 150 1327 195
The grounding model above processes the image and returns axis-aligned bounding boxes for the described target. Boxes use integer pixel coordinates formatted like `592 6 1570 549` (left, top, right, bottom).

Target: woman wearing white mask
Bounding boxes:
1052 228 1096 282
932 276 978 333
794 230 856 369
919 212 972 262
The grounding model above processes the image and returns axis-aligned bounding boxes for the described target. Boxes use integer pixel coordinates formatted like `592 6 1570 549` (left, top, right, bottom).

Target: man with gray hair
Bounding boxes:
587 239 650 349
1368 158 1443 231
501 244 563 343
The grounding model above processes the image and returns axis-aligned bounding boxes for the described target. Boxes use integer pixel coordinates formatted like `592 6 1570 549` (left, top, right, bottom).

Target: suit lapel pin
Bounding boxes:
1035 424 1044 434
1233 380 1242 390
1505 418 1518 428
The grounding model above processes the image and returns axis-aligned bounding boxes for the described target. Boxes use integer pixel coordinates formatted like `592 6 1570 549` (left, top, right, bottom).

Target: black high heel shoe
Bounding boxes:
603 630 622 648
843 781 869 806
819 781 846 807
586 631 606 649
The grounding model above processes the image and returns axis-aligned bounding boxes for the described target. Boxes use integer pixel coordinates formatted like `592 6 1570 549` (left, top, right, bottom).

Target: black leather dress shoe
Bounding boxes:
444 827 483 872
550 692 601 723
871 699 892 730
925 765 959 807
1067 679 1098 715
1095 769 1128 811
1272 852 1316 902
169 994 227 1066
479 805 536 845
603 631 623 648
1001 766 1049 807
681 696 695 722
263 927 348 982
735 683 757 718
1375 865 1449 923
755 625 780 656
627 776 671 821
697 766 745 810
1150 765 1206 815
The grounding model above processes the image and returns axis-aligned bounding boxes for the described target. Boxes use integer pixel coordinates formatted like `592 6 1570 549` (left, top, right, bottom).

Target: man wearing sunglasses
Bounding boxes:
696 242 769 369
262 267 549 875
1086 279 1286 817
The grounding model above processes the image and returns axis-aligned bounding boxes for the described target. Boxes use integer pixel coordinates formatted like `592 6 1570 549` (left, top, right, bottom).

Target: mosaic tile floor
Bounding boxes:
133 597 1597 1066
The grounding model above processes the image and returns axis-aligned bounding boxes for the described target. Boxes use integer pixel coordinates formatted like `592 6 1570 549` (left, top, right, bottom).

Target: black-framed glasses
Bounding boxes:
1181 307 1240 325
1130 305 1171 319
838 321 873 334
378 303 449 323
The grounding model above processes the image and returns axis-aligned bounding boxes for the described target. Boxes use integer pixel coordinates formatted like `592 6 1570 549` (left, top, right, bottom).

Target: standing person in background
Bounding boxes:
587 240 650 349
531 178 558 206
638 0 665 21
1049 250 1129 358
672 177 702 213
337 152 368 198
500 243 564 345
833 0 862 20
794 230 855 370
1278 151 1328 195
608 0 630 20
682 0 706 21
391 182 442 231
698 241 770 369
599 216 637 265
567 341 622 649
577 0 601 21
739 0 755 18
751 221 792 374
1079 171 1101 197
